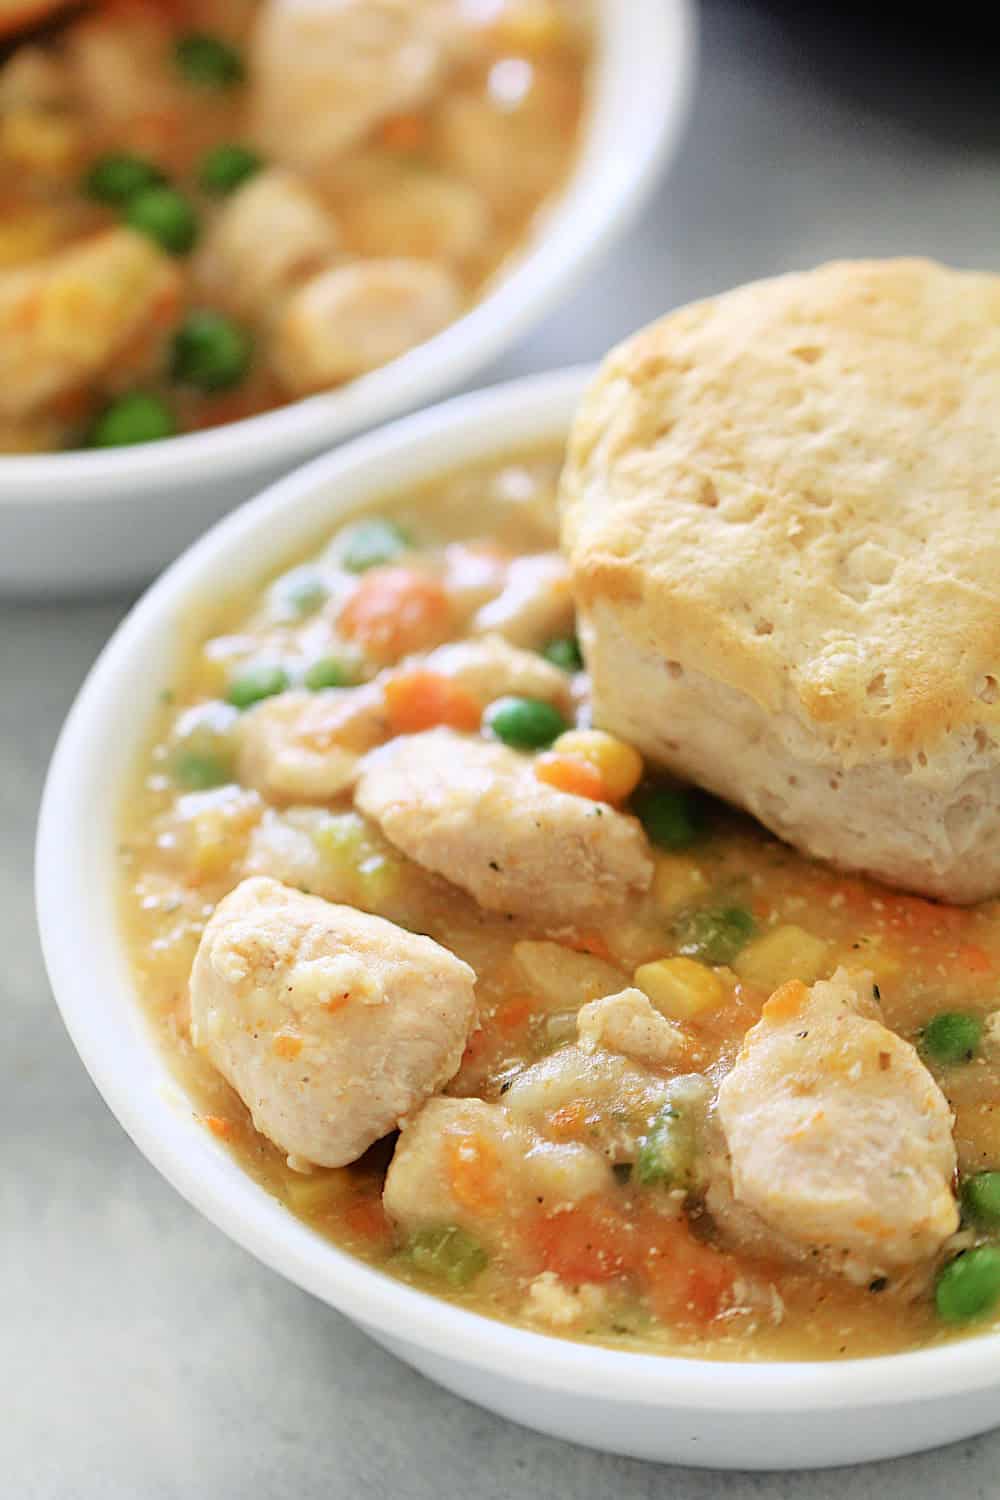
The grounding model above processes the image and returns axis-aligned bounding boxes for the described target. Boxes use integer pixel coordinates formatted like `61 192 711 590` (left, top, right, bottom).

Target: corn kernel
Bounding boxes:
651 852 708 912
551 728 643 803
734 923 831 991
634 956 725 1020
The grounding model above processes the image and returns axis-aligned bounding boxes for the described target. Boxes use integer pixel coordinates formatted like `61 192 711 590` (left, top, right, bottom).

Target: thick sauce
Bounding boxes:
120 447 1000 1360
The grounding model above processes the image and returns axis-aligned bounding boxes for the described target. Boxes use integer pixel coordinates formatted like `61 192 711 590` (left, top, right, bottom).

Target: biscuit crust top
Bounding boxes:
560 259 1000 762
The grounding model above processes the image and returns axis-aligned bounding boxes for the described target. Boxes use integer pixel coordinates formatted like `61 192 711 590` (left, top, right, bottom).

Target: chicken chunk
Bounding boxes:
189 876 476 1168
65 6 179 122
272 258 461 394
195 168 341 321
577 988 686 1069
416 635 571 712
339 166 490 266
0 229 180 418
383 1095 610 1246
713 968 959 1282
250 0 444 171
472 552 575 647
355 728 653 923
237 685 388 804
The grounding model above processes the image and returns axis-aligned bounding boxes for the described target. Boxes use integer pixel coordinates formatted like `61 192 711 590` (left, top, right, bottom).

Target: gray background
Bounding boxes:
4 3 999 1494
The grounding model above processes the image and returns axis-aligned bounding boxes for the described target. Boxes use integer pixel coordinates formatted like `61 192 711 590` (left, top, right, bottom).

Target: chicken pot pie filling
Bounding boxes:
120 448 1000 1360
0 0 590 451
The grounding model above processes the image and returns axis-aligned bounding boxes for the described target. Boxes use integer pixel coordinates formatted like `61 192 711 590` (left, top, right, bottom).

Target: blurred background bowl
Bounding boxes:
0 0 695 599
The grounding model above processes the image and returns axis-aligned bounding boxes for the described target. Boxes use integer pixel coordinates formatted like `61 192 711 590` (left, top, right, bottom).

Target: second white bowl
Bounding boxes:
0 0 695 597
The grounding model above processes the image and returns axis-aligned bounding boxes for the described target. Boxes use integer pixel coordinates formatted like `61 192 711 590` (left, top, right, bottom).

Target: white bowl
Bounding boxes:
0 0 694 598
36 370 1000 1470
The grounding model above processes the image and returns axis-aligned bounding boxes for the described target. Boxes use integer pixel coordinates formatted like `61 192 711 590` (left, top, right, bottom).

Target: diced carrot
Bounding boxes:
339 568 452 663
272 1031 304 1059
343 1194 392 1244
379 113 429 153
494 995 534 1033
529 1198 639 1284
446 1131 502 1214
534 751 607 801
201 1114 234 1140
642 1216 737 1327
761 979 808 1023
384 670 482 734
568 930 613 961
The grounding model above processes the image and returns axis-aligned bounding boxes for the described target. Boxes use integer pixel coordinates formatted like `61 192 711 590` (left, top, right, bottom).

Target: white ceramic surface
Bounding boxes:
35 371 1000 1469
0 0 694 598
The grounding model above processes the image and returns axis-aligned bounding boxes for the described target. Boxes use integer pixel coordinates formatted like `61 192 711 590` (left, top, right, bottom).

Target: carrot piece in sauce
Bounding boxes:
384 670 482 734
339 568 451 663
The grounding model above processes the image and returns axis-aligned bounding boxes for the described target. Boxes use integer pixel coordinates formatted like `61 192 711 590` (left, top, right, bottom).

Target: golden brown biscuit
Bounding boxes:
560 259 1000 902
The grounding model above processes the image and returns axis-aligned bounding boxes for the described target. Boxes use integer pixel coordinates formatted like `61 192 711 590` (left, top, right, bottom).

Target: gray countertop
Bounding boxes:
5 4 1000 1494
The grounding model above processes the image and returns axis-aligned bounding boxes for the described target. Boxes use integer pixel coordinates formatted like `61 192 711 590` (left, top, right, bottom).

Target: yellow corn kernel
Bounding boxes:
551 729 643 803
0 110 82 174
734 923 831 991
634 956 725 1020
651 852 708 912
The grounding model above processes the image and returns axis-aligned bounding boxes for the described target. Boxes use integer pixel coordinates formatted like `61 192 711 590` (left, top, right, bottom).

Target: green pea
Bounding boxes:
675 906 756 965
340 517 411 573
304 658 352 691
84 151 166 205
173 751 230 790
935 1247 1000 1323
962 1172 1000 1228
631 785 706 850
484 696 567 750
88 393 175 448
635 1105 694 1188
126 186 199 255
175 32 245 88
227 664 289 709
172 310 252 391
541 636 584 673
407 1225 488 1286
199 143 263 196
921 1012 982 1065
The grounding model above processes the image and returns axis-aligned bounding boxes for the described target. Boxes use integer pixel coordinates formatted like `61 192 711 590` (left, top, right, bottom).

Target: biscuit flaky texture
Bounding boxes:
560 258 1000 902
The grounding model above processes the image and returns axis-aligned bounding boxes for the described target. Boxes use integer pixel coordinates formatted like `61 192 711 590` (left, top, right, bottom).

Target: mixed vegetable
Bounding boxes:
119 448 1000 1360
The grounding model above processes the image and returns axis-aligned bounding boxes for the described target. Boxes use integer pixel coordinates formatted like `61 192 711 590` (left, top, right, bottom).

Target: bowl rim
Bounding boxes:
36 366 1000 1417
0 0 694 500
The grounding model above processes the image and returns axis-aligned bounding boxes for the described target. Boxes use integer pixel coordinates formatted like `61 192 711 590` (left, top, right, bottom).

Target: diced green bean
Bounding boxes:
635 1105 694 1188
407 1225 488 1286
674 906 756 965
